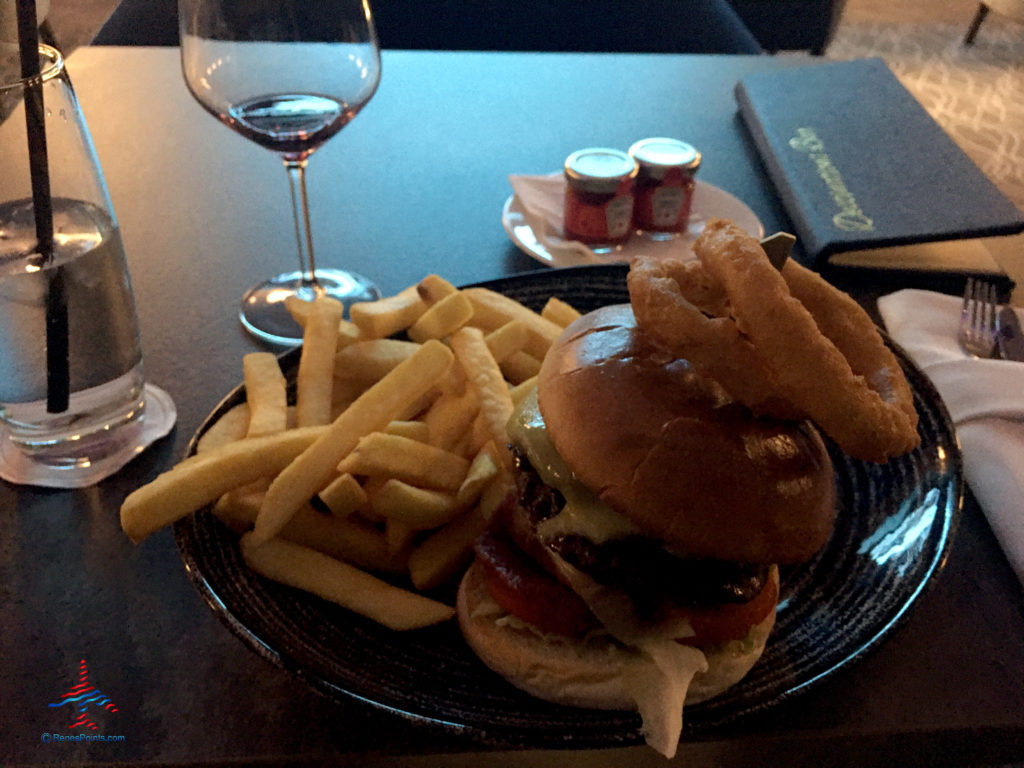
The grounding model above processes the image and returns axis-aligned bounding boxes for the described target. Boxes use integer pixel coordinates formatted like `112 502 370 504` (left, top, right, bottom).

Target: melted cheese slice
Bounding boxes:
506 388 640 544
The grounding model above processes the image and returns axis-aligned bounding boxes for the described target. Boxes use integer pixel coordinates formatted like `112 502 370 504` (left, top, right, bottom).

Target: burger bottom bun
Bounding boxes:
456 559 778 711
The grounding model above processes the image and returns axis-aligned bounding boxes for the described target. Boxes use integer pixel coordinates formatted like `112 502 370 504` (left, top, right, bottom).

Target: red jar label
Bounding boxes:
634 168 696 233
563 181 634 246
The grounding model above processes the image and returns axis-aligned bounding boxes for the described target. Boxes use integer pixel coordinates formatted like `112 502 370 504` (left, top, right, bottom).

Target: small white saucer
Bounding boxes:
502 178 764 268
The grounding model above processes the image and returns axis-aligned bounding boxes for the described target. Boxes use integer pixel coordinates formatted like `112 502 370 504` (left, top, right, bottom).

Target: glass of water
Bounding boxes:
0 44 152 486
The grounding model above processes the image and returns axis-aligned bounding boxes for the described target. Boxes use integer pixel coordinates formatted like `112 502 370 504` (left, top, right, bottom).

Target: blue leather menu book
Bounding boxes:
735 58 1024 287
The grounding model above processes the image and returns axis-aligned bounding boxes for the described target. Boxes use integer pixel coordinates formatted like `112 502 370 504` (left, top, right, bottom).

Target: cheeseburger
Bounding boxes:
456 304 835 757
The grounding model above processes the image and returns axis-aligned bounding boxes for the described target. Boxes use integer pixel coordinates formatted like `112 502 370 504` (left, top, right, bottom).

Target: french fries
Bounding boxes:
350 285 426 338
243 354 288 436
424 387 478 452
407 507 489 591
215 486 402 573
407 291 474 343
121 426 327 543
462 287 563 360
457 443 502 508
484 320 529 363
240 534 454 630
334 339 419 383
338 432 470 492
296 296 345 427
416 274 458 305
509 375 539 408
383 419 430 443
284 295 362 347
500 351 542 384
370 480 462 530
196 403 251 453
541 296 582 327
120 274 581 634
253 339 454 544
317 472 367 517
450 327 515 467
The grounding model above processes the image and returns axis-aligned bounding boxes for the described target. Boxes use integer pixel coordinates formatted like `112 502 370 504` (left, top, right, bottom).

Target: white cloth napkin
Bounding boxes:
878 289 1024 587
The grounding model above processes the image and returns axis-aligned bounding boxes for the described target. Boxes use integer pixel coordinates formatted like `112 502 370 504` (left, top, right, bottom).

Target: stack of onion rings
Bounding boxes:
627 218 919 463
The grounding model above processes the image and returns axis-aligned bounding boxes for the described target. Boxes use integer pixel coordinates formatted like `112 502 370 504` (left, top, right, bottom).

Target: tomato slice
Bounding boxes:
674 568 779 647
476 499 778 647
474 529 598 638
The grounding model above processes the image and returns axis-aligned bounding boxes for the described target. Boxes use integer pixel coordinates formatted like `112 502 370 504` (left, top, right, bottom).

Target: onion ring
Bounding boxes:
779 260 918 427
626 256 799 419
627 218 919 462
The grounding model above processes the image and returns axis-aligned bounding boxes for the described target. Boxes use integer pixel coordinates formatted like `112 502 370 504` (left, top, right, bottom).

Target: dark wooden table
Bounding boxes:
1 47 1022 767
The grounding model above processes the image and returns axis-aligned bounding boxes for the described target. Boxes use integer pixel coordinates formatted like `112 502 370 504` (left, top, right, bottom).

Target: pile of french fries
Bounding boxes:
120 275 582 631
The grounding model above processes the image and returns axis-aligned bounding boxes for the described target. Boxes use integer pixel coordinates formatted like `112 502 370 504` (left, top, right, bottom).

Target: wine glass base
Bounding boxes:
239 269 381 345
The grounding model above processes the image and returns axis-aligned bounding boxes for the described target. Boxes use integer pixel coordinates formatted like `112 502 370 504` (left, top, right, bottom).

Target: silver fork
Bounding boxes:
958 277 998 358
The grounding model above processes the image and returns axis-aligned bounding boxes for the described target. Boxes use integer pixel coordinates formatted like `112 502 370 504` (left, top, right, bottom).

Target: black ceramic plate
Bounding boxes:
174 264 963 748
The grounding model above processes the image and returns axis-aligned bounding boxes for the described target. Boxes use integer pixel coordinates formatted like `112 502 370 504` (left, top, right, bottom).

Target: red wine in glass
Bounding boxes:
179 0 382 344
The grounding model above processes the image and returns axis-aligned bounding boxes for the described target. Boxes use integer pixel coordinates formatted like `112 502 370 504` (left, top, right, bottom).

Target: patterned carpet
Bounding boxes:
827 18 1024 210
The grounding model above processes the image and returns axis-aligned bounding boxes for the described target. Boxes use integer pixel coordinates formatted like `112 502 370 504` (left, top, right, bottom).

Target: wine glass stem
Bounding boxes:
284 158 318 286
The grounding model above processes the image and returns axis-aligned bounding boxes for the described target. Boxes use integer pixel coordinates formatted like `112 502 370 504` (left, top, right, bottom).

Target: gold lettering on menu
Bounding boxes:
788 127 874 233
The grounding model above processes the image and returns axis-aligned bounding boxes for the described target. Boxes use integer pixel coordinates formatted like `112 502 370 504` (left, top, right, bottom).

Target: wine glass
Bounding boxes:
179 0 382 344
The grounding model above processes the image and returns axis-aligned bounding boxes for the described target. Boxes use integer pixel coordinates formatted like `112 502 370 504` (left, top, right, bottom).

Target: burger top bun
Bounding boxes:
537 304 835 564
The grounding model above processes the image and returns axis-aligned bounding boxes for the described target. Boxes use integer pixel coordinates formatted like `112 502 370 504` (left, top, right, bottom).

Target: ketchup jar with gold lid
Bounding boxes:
629 137 701 240
562 148 638 251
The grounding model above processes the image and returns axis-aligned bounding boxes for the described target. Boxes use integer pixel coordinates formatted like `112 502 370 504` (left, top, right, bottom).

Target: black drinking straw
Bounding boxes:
16 0 70 413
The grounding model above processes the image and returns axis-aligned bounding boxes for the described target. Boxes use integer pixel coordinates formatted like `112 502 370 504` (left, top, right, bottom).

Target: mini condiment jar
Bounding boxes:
629 137 701 239
562 148 638 250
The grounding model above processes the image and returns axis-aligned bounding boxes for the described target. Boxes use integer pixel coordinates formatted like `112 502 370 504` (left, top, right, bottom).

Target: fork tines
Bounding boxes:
959 277 998 358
